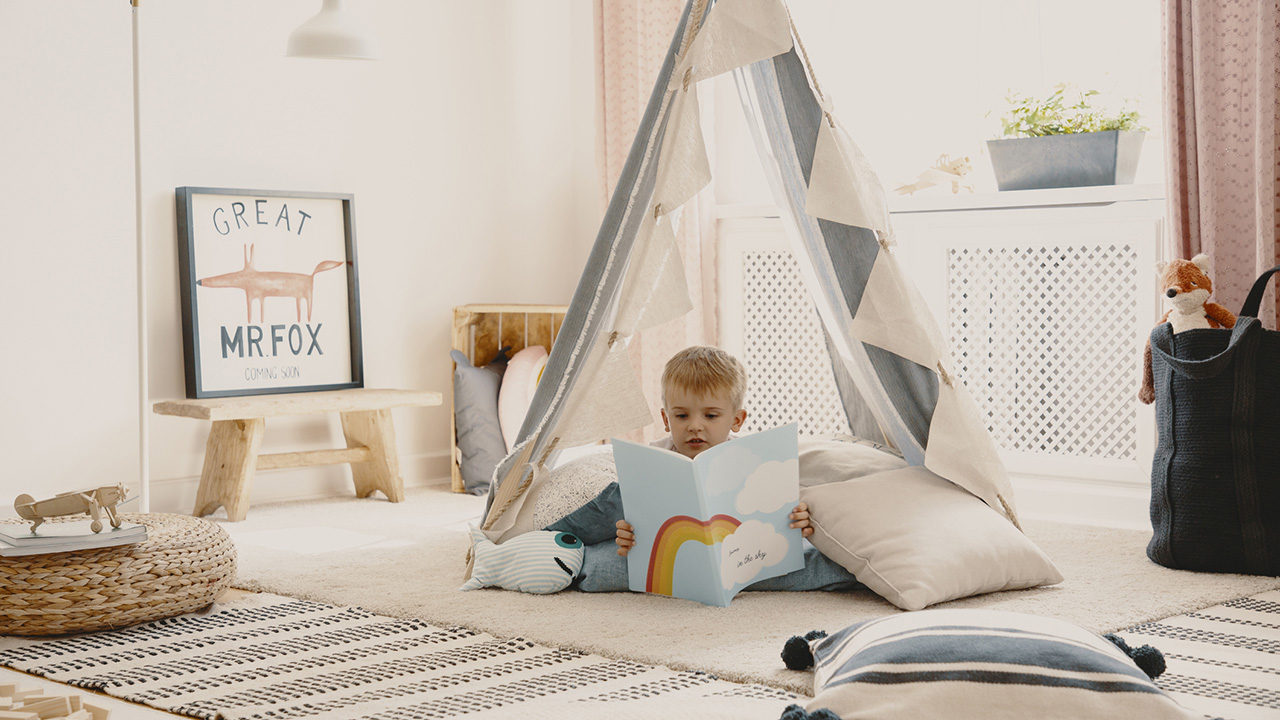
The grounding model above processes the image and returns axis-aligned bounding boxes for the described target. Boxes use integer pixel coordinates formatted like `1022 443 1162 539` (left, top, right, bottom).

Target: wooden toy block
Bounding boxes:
0 683 107 720
20 696 72 719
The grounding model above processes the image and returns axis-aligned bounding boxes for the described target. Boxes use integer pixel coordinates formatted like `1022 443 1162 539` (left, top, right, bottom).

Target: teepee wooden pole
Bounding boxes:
481 441 537 531
679 0 709 56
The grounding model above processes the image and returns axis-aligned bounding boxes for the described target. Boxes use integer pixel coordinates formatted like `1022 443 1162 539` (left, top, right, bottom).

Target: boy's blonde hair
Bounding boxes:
661 346 748 410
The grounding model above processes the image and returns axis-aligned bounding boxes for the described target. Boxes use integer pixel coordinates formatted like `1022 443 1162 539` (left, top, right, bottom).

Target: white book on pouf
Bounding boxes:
0 520 146 556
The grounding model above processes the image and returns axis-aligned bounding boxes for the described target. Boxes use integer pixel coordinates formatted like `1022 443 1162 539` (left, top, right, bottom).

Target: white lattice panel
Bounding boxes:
739 249 851 436
948 244 1140 461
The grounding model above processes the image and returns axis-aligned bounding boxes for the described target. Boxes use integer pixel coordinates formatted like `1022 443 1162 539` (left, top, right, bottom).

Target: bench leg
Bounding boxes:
193 418 264 521
340 408 404 502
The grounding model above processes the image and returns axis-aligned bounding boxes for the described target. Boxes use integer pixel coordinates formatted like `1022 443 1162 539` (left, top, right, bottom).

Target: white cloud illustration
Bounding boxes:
719 520 790 588
734 458 798 515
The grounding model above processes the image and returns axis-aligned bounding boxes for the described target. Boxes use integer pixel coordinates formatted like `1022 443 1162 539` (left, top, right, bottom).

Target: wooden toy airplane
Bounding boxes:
13 483 128 534
894 154 976 195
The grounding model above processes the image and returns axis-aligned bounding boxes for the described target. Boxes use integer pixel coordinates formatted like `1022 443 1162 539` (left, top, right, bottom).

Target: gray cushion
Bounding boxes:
546 481 623 546
451 347 509 495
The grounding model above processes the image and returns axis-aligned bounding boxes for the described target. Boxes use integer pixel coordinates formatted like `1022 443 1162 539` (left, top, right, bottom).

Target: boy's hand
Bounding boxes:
789 502 814 538
616 520 636 556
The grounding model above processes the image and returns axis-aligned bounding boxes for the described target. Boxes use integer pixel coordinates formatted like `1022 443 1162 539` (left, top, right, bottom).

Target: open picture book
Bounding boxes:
612 423 804 607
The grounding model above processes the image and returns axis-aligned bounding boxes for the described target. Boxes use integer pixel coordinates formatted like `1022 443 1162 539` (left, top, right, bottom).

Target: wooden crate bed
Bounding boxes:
450 304 567 493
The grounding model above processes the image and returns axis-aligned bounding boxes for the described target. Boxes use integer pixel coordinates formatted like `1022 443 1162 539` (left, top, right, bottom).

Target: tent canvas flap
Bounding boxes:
805 118 891 235
671 0 794 89
849 249 948 369
613 214 695 337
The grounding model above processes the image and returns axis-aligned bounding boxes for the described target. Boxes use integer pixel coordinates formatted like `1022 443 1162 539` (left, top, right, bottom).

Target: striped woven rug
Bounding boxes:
0 594 799 719
3 591 1278 719
1115 589 1280 720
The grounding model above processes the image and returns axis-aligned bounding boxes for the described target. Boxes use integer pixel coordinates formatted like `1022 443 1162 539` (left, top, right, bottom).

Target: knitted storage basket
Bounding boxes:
1147 265 1280 575
0 513 237 636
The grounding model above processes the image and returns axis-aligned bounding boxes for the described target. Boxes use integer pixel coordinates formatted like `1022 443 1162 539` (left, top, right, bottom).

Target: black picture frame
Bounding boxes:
175 187 363 398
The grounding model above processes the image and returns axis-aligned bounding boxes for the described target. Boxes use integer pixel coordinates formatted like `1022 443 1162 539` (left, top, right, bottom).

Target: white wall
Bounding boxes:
0 2 138 505
0 0 600 513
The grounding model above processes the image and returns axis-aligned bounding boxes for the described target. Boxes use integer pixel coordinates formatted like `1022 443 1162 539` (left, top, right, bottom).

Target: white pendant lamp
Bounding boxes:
287 0 381 60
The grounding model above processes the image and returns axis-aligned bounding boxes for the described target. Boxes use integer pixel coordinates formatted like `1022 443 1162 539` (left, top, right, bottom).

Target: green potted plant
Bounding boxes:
987 83 1148 191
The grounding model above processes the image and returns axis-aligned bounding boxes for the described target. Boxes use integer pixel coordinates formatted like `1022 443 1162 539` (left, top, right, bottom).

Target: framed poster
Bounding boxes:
175 187 363 398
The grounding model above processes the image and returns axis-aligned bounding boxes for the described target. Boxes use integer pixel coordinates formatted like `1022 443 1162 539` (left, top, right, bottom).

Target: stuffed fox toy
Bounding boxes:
1139 254 1237 404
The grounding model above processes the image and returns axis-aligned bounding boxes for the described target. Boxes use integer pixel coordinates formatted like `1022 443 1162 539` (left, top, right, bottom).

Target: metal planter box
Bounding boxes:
986 130 1145 191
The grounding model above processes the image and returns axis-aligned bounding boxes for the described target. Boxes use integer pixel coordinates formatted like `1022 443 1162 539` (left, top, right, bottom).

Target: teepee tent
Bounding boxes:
479 0 1017 544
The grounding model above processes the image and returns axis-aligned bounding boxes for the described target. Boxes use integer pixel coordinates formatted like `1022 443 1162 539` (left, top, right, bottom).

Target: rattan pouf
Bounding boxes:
0 512 236 636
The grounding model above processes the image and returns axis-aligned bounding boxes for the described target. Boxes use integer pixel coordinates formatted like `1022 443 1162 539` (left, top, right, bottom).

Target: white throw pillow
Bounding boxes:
529 449 618 530
798 436 908 488
497 345 548 452
803 465 1062 611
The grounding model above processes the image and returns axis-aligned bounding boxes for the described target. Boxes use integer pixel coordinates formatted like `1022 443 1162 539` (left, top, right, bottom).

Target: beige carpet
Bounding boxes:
219 486 1280 695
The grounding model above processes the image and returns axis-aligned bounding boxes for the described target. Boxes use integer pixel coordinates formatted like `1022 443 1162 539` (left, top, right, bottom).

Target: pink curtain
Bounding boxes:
596 0 718 441
1164 0 1280 326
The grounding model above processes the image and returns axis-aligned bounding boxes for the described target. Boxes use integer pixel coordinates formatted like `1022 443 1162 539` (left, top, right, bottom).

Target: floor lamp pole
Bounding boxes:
132 0 150 513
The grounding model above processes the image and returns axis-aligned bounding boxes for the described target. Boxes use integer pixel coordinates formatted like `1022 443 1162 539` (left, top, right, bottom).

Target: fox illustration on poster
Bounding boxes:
613 423 804 607
175 187 363 398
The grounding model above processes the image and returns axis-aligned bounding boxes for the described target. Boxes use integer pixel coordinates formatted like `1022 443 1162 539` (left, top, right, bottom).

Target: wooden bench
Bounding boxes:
154 388 442 521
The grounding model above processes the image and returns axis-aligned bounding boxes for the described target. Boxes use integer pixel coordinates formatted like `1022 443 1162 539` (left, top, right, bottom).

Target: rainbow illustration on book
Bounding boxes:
646 514 741 595
613 424 804 607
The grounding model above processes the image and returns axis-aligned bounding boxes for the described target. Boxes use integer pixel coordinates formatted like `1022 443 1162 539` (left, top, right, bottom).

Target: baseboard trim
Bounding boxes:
1010 474 1150 531
147 450 453 516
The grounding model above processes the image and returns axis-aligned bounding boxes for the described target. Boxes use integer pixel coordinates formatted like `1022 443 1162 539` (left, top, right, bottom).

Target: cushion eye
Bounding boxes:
555 532 583 549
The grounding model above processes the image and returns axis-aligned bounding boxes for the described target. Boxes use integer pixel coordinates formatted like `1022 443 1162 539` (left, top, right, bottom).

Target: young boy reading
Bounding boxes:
548 345 862 593
613 345 813 555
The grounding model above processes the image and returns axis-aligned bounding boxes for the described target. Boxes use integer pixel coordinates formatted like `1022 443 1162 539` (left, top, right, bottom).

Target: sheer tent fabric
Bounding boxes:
478 0 1015 548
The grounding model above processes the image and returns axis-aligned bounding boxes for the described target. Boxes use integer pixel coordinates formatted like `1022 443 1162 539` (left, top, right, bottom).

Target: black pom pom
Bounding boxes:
1129 644 1167 679
1104 633 1132 654
781 636 815 671
1104 633 1166 678
781 630 827 671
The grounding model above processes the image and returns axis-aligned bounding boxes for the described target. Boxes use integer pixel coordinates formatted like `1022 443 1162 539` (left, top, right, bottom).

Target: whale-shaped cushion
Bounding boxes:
461 527 585 594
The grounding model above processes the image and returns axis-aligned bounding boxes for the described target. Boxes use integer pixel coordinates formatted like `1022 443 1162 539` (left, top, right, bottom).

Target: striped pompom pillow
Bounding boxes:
780 609 1201 719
